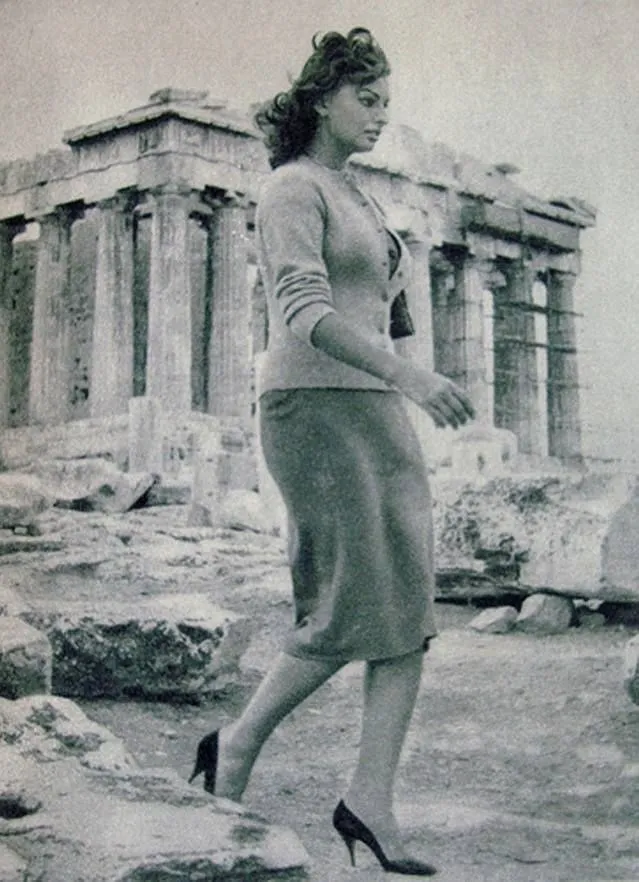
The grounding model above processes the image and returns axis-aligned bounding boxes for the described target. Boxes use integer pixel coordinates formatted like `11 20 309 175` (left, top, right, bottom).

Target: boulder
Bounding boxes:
0 473 51 528
433 472 639 602
24 458 155 513
0 695 309 881
515 593 574 635
23 594 251 701
0 617 52 698
623 635 639 705
469 606 518 633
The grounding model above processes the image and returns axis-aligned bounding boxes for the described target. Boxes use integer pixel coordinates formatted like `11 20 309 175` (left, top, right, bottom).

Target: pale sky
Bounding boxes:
1 0 637 462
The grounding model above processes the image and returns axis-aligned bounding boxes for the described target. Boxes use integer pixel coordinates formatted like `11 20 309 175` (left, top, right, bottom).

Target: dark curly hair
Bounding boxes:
254 28 390 169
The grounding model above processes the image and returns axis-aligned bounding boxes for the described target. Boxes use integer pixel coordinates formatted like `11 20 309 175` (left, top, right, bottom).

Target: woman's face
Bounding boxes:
317 76 390 155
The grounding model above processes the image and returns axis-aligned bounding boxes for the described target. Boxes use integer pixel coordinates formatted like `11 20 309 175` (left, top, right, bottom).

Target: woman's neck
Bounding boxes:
305 134 351 171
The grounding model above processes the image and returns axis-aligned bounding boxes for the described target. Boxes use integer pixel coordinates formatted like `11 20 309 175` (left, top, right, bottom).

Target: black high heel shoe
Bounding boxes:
189 730 219 794
333 800 437 876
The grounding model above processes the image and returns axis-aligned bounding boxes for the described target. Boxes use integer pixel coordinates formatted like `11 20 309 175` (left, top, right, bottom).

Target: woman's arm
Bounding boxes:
311 312 475 429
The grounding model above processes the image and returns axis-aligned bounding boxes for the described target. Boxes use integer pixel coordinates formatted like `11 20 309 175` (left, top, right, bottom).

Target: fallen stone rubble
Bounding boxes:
0 694 309 881
0 460 638 710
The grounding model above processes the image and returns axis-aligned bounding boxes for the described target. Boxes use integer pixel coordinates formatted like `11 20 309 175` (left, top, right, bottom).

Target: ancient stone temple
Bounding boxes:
0 89 595 476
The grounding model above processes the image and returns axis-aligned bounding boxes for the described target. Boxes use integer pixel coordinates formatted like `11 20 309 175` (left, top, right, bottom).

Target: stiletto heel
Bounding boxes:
337 830 357 867
333 800 437 876
189 730 219 794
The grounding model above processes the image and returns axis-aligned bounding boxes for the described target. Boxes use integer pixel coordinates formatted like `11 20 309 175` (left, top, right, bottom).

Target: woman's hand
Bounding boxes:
393 363 476 429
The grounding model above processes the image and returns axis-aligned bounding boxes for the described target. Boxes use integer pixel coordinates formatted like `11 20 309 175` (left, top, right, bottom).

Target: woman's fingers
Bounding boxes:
428 383 475 429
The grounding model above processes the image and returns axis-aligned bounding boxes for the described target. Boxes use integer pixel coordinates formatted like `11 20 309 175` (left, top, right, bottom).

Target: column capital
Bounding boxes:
206 185 251 209
0 218 26 243
96 189 138 215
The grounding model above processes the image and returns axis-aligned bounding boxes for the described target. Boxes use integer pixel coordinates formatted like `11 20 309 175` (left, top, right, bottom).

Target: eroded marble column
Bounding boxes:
0 224 15 428
28 208 75 425
493 260 541 455
547 270 581 461
449 255 491 423
146 188 192 412
208 202 251 425
90 195 135 417
396 237 435 370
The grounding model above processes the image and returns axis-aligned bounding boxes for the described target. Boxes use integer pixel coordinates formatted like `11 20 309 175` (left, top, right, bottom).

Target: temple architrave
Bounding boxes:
0 89 595 480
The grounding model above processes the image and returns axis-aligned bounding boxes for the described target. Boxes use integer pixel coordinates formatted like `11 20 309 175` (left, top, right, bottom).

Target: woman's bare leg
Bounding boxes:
344 648 424 855
215 651 344 800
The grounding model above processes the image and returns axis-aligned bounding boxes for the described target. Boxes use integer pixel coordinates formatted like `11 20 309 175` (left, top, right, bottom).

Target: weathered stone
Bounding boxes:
24 458 155 513
602 491 639 601
623 635 639 705
0 585 31 617
0 617 52 698
0 694 137 771
574 607 606 630
450 425 518 477
0 746 43 818
433 472 639 602
24 594 251 701
0 843 27 882
0 473 51 528
128 396 165 474
515 593 574 635
222 489 270 533
0 415 130 471
0 695 309 882
0 534 66 556
469 606 518 633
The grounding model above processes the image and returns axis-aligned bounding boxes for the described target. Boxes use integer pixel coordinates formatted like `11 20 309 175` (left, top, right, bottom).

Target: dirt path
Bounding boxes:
75 523 639 882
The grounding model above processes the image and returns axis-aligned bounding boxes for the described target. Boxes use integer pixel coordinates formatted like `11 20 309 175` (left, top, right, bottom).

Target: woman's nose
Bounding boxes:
375 106 389 126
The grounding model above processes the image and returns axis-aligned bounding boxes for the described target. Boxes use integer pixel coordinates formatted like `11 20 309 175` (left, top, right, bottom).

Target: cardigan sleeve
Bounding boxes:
256 174 336 343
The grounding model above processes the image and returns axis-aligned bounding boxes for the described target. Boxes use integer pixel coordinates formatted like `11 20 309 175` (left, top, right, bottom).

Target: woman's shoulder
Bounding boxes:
258 158 326 212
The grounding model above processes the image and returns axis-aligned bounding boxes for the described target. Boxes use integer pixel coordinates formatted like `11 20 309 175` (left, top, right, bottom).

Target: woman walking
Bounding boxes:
190 27 475 876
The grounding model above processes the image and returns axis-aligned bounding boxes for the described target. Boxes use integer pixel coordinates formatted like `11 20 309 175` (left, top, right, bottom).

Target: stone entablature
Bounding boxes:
0 88 596 469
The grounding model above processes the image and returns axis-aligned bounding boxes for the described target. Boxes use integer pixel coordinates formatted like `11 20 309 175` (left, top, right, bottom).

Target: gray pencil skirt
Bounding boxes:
259 388 437 661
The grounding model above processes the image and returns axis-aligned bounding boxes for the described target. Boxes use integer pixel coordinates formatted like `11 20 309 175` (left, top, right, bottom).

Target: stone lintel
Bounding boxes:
462 201 582 251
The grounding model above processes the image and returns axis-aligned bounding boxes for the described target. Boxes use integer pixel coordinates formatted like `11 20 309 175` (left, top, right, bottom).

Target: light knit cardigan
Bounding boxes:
256 156 412 394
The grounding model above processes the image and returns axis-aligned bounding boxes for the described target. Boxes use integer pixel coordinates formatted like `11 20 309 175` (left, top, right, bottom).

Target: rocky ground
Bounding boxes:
3 499 634 881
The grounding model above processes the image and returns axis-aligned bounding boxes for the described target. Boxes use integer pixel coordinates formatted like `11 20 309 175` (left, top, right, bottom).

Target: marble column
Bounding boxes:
547 270 581 461
145 188 192 412
207 202 251 426
395 237 435 370
90 195 135 417
449 255 491 423
0 224 16 428
28 208 75 425
429 250 455 379
493 260 541 455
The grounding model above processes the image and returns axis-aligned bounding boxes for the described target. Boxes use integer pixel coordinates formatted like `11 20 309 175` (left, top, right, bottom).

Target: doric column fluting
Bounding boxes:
90 194 135 417
547 270 581 461
0 224 16 428
207 201 251 425
146 188 193 412
28 207 77 425
449 254 492 424
396 237 435 371
493 259 541 455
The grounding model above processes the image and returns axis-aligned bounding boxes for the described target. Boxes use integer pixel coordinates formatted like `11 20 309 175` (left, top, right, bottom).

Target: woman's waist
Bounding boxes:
256 343 391 394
